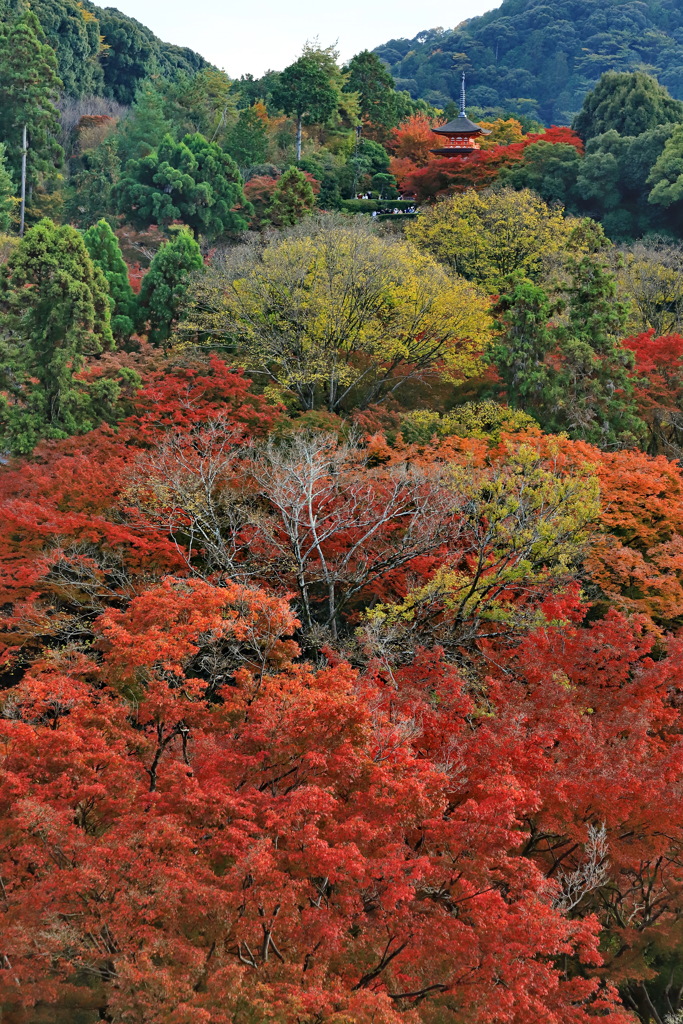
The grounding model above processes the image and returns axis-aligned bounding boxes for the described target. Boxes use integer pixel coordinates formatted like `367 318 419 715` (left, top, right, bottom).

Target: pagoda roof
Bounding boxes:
432 113 491 136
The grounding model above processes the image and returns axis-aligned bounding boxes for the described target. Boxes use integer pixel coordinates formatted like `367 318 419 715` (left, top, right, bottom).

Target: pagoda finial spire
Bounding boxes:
460 70 466 116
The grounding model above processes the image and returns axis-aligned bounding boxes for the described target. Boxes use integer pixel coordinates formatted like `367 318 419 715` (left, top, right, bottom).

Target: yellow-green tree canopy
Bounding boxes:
182 215 491 412
406 188 604 290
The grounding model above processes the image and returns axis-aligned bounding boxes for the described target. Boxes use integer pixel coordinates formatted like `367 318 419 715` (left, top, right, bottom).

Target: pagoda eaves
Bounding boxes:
430 73 490 156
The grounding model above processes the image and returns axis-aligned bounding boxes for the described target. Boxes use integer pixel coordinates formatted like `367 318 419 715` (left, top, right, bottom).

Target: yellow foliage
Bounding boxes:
406 187 580 289
182 216 492 411
478 118 525 149
364 443 600 649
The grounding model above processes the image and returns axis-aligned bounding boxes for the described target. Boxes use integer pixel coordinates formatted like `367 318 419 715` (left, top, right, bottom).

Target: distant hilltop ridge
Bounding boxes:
1 0 207 104
373 0 683 125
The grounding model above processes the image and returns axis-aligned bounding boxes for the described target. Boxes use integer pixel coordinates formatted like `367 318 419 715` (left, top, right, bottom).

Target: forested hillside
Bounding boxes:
374 0 683 123
1 0 207 102
8 1 683 1021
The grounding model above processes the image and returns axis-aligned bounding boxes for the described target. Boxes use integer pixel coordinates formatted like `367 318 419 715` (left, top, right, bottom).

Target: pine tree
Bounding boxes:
488 274 558 417
272 54 338 161
225 105 268 167
0 8 63 232
116 79 172 162
0 219 114 453
63 137 122 229
136 229 203 346
555 254 645 445
265 167 316 227
0 144 16 232
117 133 252 240
83 219 136 343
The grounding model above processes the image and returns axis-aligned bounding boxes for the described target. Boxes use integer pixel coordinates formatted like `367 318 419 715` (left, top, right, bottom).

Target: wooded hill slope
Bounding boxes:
0 0 207 103
374 0 683 124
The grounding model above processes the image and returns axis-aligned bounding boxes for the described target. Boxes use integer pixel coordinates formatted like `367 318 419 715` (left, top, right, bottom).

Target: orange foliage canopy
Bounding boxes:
391 126 583 201
3 358 683 1021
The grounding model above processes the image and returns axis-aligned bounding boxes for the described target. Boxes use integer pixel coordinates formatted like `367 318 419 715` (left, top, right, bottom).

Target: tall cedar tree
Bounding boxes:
0 219 114 453
224 104 269 167
343 50 405 133
0 7 62 206
62 136 122 228
555 254 645 445
488 273 558 415
272 54 338 161
116 132 251 239
116 79 173 162
0 144 15 231
265 166 316 227
83 219 136 343
491 258 645 445
136 228 203 346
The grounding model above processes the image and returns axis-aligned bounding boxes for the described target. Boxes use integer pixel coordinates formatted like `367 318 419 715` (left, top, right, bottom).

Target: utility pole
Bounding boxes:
19 124 27 237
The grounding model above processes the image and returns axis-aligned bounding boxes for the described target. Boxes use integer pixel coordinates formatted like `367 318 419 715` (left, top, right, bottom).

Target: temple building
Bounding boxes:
430 72 491 156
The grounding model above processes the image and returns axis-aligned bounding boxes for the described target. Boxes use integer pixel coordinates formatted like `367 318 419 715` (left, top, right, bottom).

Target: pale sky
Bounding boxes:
109 0 502 78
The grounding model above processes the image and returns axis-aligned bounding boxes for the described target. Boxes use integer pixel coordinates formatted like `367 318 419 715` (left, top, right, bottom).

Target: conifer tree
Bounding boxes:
225 105 268 167
0 219 115 453
0 8 62 232
83 219 136 343
136 229 203 346
555 254 645 445
265 167 316 227
0 144 15 232
117 133 251 239
63 137 122 229
490 257 645 446
272 54 338 161
116 79 173 162
488 274 558 416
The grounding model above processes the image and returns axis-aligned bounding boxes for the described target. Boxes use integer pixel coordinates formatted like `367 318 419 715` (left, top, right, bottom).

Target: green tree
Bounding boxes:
159 68 237 145
28 0 103 97
0 7 63 230
488 274 557 415
117 79 173 162
136 228 203 346
554 254 644 445
0 144 16 232
648 123 683 209
0 219 115 453
573 71 683 142
272 53 338 161
499 141 582 206
265 167 316 227
225 105 268 167
491 256 643 446
117 132 251 239
63 136 122 229
343 50 403 132
96 7 156 105
83 219 135 343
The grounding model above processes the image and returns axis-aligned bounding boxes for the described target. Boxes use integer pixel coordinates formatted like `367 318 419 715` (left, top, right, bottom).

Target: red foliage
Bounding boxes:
3 352 683 1021
393 126 584 202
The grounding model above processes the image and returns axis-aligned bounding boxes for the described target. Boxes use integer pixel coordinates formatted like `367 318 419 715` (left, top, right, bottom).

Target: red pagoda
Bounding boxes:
430 72 491 156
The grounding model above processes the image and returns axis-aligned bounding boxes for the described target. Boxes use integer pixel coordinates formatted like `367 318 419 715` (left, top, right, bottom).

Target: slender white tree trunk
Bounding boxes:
19 124 27 237
296 116 302 162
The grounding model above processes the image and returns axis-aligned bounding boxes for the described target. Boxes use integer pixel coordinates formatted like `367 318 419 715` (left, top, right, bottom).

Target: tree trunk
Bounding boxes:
19 124 27 237
296 116 302 162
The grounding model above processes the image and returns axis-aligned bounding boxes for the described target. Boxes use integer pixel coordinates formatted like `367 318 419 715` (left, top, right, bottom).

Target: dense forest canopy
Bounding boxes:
374 0 683 124
7 2 683 1023
0 0 207 102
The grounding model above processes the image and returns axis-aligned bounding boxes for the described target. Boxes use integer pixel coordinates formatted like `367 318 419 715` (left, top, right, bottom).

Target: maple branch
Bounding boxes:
352 937 409 990
388 983 448 1003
